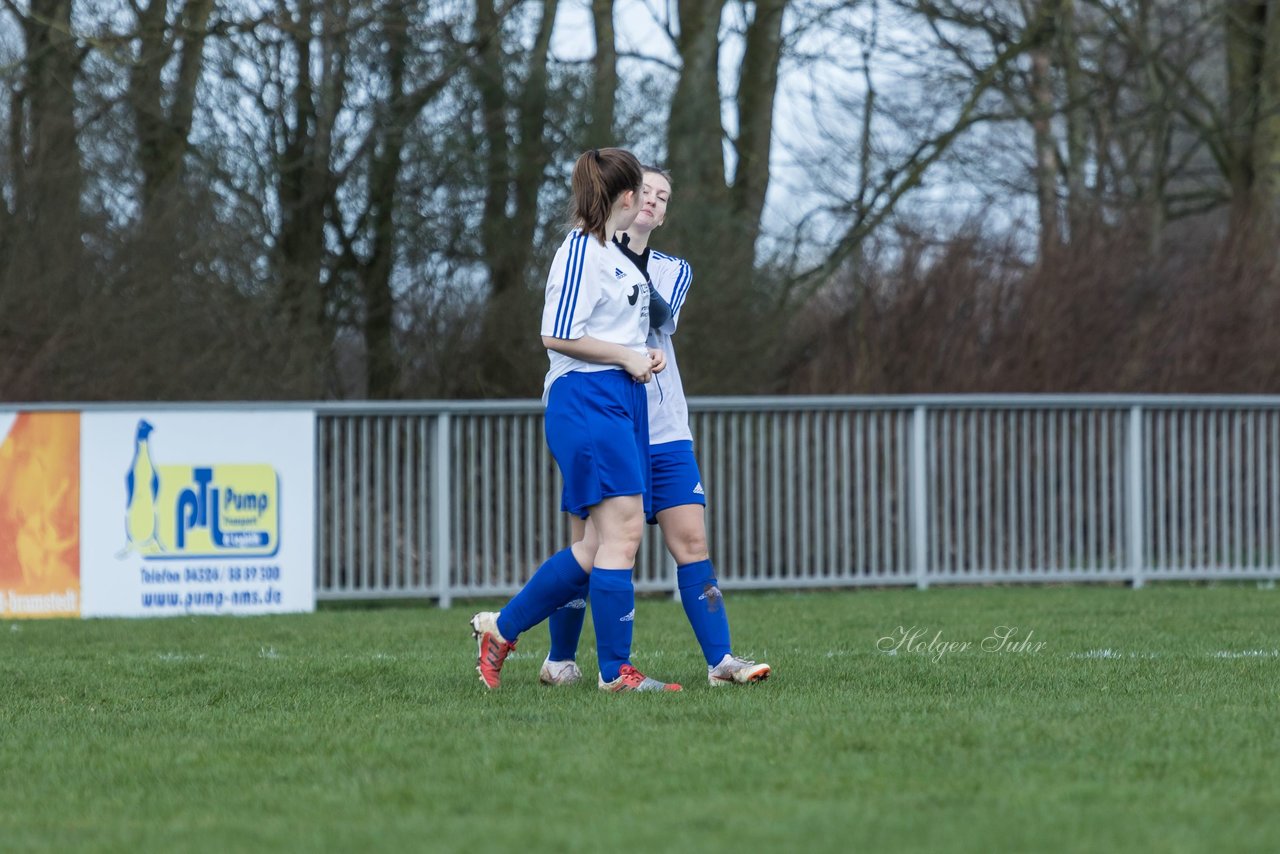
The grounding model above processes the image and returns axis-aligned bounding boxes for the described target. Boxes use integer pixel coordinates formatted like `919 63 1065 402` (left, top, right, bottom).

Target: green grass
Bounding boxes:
3 586 1279 853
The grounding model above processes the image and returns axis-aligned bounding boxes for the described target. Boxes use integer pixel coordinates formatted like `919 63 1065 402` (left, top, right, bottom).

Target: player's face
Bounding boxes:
633 173 671 233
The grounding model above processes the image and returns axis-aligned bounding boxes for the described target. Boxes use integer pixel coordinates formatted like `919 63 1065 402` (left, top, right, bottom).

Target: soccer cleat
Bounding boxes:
471 611 516 689
539 658 583 686
598 663 682 693
707 654 771 687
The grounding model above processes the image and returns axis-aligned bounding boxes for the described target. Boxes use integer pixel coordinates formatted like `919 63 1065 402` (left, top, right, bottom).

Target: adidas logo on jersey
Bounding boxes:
620 608 635 622
614 267 627 279
693 482 705 495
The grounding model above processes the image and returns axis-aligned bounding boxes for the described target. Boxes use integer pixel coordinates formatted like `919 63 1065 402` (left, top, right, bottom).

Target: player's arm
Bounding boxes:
649 288 673 331
651 259 691 336
542 335 652 382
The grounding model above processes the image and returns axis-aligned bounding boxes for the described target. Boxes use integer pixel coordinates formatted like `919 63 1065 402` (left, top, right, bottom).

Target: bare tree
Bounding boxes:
658 1 789 392
271 0 349 395
469 0 568 394
1225 0 1280 226
0 0 87 395
127 0 215 230
2 0 1275 403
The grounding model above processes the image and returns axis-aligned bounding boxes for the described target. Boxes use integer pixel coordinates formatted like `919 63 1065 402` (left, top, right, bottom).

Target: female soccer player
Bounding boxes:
469 148 682 693
539 166 772 688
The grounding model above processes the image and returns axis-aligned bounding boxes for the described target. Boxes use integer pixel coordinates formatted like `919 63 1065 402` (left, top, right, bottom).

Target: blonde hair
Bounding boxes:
642 164 673 190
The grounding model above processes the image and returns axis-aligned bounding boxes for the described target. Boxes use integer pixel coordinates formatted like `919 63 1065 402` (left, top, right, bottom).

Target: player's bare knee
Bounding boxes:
670 534 709 565
597 522 643 566
616 523 645 557
570 539 598 570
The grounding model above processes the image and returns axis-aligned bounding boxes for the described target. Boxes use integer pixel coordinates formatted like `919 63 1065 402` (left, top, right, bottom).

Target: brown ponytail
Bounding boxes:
570 148 643 244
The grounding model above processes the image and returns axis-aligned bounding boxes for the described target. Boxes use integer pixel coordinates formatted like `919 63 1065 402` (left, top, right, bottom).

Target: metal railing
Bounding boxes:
315 396 1280 605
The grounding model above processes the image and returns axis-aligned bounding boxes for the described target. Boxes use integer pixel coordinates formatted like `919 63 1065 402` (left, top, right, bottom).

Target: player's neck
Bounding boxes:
624 230 651 253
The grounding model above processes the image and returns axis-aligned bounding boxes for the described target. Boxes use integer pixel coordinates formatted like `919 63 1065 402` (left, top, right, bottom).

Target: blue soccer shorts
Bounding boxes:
544 369 651 520
647 439 705 523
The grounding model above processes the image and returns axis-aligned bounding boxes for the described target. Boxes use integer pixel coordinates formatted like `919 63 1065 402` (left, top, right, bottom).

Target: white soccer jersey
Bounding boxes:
540 230 651 401
645 250 694 445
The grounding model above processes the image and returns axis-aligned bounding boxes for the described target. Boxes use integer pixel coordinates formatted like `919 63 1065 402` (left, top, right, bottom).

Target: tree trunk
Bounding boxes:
21 0 84 276
274 0 342 397
588 0 616 148
1253 1 1280 214
510 0 557 276
360 0 414 400
732 0 786 257
662 1 795 393
0 0 86 397
473 0 559 395
1058 0 1089 240
1224 1 1267 223
668 2 727 216
1029 40 1060 259
474 0 511 287
1135 0 1169 252
129 0 214 223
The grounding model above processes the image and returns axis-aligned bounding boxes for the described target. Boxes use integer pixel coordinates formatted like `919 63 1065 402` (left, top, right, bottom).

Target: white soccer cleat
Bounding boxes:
707 654 771 687
538 658 583 686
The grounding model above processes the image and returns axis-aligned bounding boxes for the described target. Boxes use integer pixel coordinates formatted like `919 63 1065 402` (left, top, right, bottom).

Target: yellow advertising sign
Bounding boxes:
122 421 279 559
0 412 80 618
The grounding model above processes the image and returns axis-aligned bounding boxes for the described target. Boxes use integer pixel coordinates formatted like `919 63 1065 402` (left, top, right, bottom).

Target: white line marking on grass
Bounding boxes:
259 646 282 659
1070 649 1123 659
157 652 205 662
503 650 537 661
1067 649 1161 659
1210 649 1280 659
1067 649 1280 660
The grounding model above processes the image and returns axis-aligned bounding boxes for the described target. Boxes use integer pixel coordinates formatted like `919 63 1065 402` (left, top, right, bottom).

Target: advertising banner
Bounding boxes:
0 412 81 618
80 411 315 617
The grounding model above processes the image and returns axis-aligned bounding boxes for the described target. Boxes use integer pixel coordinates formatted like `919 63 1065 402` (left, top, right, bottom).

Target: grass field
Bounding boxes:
3 584 1279 853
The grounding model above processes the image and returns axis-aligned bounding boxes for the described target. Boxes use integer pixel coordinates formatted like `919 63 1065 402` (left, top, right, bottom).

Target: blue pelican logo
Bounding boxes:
122 419 164 555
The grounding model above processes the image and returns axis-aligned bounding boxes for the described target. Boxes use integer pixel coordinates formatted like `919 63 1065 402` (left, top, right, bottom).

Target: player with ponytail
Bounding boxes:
469 148 682 693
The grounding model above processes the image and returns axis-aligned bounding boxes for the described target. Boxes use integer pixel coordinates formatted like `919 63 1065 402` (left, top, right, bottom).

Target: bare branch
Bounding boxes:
785 17 1053 301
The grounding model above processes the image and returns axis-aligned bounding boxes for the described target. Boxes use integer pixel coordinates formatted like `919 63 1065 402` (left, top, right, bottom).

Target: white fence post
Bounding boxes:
912 405 930 590
433 413 453 608
1127 405 1145 589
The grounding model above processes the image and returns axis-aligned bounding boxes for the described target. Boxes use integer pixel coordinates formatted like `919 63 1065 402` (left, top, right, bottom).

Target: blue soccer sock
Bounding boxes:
546 570 590 661
496 548 589 642
589 567 635 683
678 559 732 666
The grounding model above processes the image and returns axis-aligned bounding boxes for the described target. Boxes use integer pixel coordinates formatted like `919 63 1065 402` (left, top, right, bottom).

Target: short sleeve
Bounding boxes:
541 233 603 339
